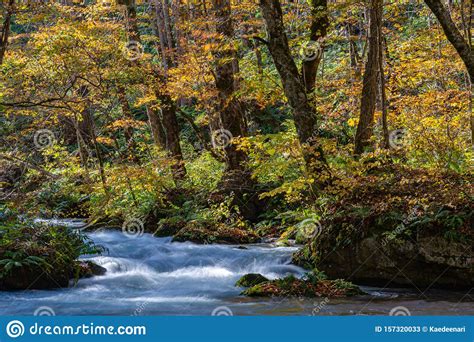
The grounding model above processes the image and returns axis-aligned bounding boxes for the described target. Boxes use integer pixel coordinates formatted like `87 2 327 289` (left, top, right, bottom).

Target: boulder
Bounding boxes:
294 233 474 290
0 261 106 290
241 275 363 298
172 220 259 244
0 266 70 290
76 260 107 278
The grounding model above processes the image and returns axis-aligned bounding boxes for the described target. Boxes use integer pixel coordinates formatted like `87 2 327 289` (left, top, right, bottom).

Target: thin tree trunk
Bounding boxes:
0 0 14 65
378 16 389 148
78 86 107 191
423 0 474 144
301 0 329 93
153 0 170 71
354 0 382 155
424 0 474 81
117 86 138 158
347 20 362 78
120 0 186 178
162 0 175 52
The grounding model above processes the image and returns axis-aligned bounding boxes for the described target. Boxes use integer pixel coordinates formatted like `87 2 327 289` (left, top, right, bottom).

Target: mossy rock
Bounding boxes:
292 167 474 290
242 275 363 298
0 220 104 290
235 273 269 287
172 220 259 244
0 260 106 290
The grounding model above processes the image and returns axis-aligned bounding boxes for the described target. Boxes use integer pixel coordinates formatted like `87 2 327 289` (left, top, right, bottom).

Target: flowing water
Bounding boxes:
0 220 472 316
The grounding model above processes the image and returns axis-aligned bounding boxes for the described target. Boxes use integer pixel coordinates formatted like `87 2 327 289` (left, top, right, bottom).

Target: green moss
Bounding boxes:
235 273 269 287
242 282 274 297
241 273 363 298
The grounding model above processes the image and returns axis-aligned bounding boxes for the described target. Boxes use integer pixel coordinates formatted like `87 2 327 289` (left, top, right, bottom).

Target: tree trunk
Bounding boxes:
424 0 474 82
155 85 186 178
117 85 138 159
162 0 176 52
423 0 474 143
346 19 362 78
211 0 248 172
301 0 329 93
153 0 170 71
354 0 382 155
378 23 389 148
211 0 262 221
0 0 14 65
259 0 317 145
120 0 186 178
78 86 107 191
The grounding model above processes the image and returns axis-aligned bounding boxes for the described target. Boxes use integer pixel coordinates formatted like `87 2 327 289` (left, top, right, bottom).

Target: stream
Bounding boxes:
0 219 472 316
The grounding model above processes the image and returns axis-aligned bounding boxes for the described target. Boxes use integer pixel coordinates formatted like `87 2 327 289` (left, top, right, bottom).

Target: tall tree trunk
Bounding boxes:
162 0 176 54
301 0 329 93
0 0 14 65
117 86 139 160
424 0 474 81
354 0 382 155
378 24 389 148
154 85 185 177
346 19 362 78
259 0 329 174
211 0 262 221
153 0 170 71
423 0 474 143
78 86 107 191
259 0 317 144
120 0 186 178
211 0 248 172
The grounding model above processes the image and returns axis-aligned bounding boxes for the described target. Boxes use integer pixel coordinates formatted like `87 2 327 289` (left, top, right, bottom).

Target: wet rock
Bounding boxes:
0 266 70 290
235 273 269 287
76 261 107 278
